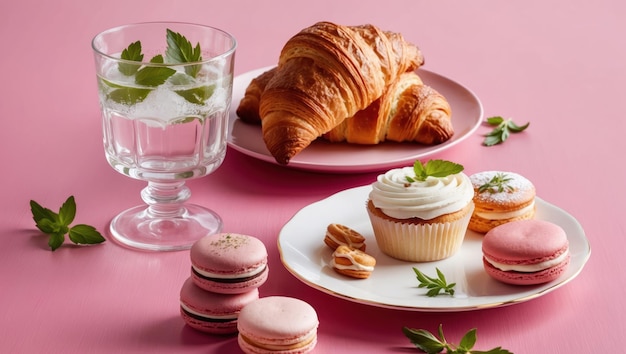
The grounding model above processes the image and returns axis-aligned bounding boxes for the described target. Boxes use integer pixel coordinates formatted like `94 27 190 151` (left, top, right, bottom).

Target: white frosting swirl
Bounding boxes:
369 166 474 220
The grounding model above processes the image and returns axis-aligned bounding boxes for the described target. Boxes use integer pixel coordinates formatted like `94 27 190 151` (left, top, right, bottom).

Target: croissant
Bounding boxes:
237 70 453 145
258 22 424 164
323 72 454 144
235 67 276 124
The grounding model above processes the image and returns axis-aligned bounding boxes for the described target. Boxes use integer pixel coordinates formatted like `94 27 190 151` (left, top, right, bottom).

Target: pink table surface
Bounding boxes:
1 1 623 353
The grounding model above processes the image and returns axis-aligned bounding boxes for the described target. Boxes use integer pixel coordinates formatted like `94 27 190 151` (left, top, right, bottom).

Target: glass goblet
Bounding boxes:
91 22 236 251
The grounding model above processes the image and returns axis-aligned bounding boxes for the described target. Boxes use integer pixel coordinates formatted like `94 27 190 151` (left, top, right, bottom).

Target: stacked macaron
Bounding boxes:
180 233 269 334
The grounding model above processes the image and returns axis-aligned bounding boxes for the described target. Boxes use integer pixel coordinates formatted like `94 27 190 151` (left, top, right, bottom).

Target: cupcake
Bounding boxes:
366 159 474 262
468 171 536 233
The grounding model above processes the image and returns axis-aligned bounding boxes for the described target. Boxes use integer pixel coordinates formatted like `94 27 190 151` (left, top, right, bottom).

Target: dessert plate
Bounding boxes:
277 186 591 312
227 67 483 173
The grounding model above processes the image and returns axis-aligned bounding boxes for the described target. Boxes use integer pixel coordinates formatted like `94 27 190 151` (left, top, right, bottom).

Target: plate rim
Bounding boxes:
277 185 591 312
227 66 484 173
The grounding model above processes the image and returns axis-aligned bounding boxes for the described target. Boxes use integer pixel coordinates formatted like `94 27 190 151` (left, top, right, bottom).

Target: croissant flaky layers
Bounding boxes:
238 69 454 145
237 22 434 164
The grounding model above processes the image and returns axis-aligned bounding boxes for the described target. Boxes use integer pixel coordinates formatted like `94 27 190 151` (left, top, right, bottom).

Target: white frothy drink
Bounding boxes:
97 57 233 181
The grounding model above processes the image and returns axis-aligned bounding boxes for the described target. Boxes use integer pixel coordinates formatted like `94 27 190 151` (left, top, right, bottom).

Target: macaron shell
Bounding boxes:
469 171 536 233
238 334 317 354
179 278 259 334
468 206 535 233
192 265 269 294
237 296 318 354
190 233 268 275
190 233 269 294
483 255 570 285
470 171 536 207
482 220 568 264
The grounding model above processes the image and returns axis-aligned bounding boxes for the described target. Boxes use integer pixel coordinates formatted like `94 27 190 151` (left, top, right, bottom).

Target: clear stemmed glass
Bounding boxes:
91 22 236 251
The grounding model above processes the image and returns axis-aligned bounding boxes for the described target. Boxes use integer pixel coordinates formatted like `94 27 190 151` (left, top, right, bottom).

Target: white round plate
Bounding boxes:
277 186 591 312
227 67 483 173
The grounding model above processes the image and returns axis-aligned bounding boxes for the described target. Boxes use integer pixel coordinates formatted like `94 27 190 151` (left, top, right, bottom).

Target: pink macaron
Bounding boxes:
237 296 319 354
190 233 269 294
179 277 259 335
482 219 570 285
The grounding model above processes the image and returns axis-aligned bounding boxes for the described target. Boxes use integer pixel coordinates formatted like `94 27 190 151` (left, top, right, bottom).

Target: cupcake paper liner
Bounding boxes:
367 203 474 262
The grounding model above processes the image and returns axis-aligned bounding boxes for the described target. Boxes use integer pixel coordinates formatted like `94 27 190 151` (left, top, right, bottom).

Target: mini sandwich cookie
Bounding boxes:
179 278 259 334
330 245 376 279
190 233 268 294
469 171 536 233
324 223 366 251
238 296 319 354
482 220 570 285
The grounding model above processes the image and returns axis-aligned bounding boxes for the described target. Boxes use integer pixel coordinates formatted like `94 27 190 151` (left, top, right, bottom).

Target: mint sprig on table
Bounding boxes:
406 160 464 183
30 196 105 251
483 116 529 146
412 267 456 297
103 29 213 105
403 324 513 354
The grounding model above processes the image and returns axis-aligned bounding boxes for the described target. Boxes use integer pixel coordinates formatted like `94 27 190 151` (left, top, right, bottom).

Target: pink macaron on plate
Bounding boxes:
482 220 571 285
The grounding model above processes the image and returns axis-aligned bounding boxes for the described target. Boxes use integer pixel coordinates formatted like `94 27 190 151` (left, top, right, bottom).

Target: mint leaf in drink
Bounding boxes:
169 72 215 104
175 85 215 104
135 66 176 86
99 76 151 105
118 41 144 76
107 86 152 105
165 29 202 77
150 54 165 63
30 196 105 251
105 30 207 105
406 160 464 183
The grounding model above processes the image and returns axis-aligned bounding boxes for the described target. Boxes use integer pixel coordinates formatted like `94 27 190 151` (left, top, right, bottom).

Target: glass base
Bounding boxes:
109 204 223 251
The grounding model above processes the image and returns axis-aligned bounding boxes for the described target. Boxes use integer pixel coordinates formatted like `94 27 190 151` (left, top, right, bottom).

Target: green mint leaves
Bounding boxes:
30 196 105 251
412 267 456 297
103 29 212 105
165 29 202 78
118 40 143 75
478 173 515 194
403 324 513 354
483 116 529 146
406 160 464 183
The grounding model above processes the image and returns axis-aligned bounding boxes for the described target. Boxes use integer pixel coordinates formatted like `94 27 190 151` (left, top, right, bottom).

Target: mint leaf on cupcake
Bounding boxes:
407 160 464 182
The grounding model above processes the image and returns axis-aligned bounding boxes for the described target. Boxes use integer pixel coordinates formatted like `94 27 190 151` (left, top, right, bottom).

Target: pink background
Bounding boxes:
1 1 622 352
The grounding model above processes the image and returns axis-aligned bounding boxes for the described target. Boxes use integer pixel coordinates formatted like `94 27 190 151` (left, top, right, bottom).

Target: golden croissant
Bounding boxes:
323 72 453 144
237 69 454 145
258 22 424 164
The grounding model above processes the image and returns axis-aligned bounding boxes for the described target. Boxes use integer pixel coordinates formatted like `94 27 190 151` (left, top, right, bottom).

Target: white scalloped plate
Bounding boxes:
278 186 591 311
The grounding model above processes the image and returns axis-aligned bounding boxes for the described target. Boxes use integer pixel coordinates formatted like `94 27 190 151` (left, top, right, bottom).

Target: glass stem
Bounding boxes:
141 181 191 218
